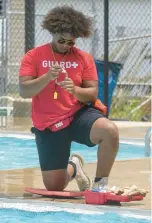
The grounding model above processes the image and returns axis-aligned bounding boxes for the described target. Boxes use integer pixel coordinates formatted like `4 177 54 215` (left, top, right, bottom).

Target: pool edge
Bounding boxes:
0 197 151 218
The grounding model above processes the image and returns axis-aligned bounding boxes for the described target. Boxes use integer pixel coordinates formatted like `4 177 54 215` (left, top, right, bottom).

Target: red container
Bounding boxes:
84 191 106 204
84 191 144 205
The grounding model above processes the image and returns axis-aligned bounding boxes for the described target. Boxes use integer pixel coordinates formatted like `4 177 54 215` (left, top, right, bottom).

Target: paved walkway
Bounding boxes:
0 120 151 138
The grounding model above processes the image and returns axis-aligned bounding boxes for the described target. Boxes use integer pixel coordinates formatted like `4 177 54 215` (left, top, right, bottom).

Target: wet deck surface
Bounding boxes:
0 122 151 210
0 158 151 209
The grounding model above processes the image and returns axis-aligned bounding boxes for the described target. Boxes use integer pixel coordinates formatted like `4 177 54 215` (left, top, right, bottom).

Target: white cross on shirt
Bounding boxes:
71 62 78 68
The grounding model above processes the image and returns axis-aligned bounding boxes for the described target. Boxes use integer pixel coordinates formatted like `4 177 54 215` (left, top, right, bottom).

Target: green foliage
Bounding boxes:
109 97 151 121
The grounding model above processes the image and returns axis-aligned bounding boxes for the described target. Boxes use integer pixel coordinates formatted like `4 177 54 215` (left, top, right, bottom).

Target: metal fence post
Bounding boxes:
104 0 109 117
25 0 35 53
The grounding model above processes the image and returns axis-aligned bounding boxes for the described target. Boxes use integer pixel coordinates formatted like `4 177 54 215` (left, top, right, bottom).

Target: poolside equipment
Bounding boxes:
25 187 145 204
25 187 84 198
84 190 144 205
92 99 107 115
145 127 152 157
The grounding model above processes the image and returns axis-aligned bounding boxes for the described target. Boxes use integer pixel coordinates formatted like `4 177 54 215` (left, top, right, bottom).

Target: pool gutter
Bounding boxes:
0 198 151 219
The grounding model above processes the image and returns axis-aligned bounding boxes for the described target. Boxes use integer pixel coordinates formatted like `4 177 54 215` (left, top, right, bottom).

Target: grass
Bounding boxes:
109 97 151 121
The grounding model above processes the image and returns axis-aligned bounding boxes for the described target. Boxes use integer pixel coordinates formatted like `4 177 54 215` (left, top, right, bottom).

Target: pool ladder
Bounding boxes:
145 127 152 157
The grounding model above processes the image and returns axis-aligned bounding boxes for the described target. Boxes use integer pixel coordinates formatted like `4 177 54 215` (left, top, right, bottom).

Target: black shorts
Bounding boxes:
31 106 105 171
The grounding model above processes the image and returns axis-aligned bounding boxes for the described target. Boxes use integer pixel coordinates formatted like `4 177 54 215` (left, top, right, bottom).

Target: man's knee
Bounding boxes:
105 120 119 140
42 169 68 191
44 180 65 191
90 118 119 144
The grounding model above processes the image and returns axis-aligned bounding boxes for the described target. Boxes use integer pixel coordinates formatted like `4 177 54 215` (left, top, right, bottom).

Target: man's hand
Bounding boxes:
60 77 75 94
47 65 62 81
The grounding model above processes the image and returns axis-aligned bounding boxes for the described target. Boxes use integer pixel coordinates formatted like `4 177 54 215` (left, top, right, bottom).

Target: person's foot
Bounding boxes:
70 154 91 191
92 177 108 192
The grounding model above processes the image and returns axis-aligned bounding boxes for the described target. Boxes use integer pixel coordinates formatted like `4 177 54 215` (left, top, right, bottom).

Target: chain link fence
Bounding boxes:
0 0 151 130
108 0 151 122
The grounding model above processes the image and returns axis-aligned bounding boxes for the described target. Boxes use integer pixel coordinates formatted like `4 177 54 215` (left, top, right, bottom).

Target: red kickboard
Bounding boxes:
25 187 85 198
84 191 144 205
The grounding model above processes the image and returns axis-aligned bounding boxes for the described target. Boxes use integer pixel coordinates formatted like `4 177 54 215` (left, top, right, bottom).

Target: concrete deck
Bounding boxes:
0 158 151 209
0 121 151 210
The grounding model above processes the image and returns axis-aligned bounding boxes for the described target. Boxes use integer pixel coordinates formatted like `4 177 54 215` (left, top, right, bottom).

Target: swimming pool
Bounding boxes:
0 133 151 170
0 199 151 223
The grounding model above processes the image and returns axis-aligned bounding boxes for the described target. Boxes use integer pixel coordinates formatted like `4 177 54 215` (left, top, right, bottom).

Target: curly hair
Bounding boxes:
41 6 93 38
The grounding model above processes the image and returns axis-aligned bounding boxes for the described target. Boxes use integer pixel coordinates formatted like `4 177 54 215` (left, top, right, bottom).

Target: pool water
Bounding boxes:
0 207 150 223
0 135 151 170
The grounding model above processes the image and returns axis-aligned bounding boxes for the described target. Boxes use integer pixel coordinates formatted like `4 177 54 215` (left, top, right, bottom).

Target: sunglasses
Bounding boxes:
57 39 75 46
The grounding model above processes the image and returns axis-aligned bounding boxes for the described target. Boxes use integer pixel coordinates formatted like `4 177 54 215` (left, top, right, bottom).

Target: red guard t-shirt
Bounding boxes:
19 44 98 130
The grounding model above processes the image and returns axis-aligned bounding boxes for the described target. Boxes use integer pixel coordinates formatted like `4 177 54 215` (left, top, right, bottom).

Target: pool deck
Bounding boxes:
0 158 151 210
0 121 151 210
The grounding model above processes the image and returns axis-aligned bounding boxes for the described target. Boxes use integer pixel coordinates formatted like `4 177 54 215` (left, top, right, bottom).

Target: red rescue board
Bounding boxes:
25 187 85 198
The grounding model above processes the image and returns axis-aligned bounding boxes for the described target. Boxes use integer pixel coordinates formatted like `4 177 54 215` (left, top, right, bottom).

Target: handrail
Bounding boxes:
145 127 152 157
0 96 15 102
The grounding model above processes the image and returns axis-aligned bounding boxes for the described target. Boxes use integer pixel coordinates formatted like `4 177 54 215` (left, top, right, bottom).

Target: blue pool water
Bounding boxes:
0 209 150 223
0 204 150 223
0 135 151 170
